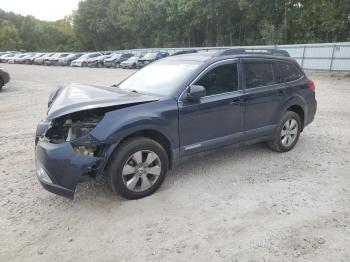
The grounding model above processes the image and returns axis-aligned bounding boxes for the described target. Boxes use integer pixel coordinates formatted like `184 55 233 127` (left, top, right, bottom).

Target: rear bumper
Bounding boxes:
71 62 83 67
87 61 99 67
104 61 116 67
58 61 68 66
45 60 58 66
305 98 317 128
35 139 103 199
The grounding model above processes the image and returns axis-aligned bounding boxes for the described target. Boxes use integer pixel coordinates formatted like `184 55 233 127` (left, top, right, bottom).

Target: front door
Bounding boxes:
178 61 245 156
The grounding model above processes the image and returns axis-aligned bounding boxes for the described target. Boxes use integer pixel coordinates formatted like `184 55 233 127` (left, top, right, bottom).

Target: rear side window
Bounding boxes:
244 63 278 89
279 62 302 82
196 63 238 96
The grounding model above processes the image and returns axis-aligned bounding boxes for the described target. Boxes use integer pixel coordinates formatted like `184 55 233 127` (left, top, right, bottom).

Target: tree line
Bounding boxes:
1 0 350 52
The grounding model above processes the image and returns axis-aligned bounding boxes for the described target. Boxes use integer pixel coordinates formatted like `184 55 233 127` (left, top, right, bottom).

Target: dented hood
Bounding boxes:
47 83 159 120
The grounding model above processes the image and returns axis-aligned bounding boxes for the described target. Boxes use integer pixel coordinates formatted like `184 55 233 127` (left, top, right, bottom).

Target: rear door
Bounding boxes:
241 59 287 140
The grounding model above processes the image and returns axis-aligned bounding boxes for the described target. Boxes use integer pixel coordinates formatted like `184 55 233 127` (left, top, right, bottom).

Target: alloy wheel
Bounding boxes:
121 150 162 192
281 119 298 147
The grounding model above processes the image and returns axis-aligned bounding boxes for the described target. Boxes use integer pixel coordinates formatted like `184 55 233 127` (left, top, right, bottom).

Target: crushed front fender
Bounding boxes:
35 140 103 199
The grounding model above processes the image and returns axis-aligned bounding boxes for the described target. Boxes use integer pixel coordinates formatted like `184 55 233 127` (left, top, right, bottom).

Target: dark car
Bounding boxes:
35 48 317 200
34 53 54 65
87 54 112 68
44 53 70 66
58 53 82 66
103 53 134 68
136 52 169 68
0 67 10 91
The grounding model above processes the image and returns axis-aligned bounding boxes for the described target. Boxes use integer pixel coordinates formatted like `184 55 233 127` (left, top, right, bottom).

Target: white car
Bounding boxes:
120 56 139 69
71 53 102 67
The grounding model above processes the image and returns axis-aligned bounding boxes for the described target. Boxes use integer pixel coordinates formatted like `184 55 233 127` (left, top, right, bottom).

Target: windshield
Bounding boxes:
128 56 138 61
143 53 157 59
78 54 89 59
94 55 106 59
110 54 122 59
118 60 200 96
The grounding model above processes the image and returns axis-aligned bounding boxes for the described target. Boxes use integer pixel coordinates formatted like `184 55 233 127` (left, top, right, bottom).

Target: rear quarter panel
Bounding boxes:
279 77 316 128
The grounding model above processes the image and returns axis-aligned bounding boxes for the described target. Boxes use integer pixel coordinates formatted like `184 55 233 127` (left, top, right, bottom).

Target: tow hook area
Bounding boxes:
35 140 104 198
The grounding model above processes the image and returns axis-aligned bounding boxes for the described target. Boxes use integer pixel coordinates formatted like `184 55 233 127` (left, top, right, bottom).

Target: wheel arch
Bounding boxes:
111 129 174 169
280 95 307 131
287 104 305 130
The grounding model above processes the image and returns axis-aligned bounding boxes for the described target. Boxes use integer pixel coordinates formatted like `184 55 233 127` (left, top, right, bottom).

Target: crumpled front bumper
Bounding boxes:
35 140 103 199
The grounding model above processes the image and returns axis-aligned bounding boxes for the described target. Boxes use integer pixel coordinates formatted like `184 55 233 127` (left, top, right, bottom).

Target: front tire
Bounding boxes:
107 137 169 199
268 111 301 152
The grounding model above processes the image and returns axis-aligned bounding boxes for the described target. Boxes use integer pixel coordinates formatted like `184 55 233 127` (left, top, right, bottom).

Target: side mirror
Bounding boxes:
187 85 206 101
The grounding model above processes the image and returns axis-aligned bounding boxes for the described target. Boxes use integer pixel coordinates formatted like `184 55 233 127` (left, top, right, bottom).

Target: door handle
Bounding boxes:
230 98 243 106
277 90 286 96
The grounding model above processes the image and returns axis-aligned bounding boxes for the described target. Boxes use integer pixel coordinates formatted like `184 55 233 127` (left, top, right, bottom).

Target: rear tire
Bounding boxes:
268 111 301 152
0 78 3 92
107 137 169 199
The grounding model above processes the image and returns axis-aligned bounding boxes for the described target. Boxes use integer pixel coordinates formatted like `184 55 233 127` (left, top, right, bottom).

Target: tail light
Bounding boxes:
308 80 316 91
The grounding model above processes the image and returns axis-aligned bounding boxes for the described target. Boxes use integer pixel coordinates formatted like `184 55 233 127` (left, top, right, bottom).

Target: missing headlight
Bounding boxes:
45 109 105 144
73 146 97 157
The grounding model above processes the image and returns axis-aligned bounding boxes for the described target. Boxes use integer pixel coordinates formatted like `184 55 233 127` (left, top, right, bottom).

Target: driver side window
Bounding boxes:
195 63 238 96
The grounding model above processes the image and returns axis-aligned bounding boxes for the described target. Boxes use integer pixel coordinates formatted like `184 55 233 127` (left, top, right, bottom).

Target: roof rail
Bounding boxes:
216 48 290 57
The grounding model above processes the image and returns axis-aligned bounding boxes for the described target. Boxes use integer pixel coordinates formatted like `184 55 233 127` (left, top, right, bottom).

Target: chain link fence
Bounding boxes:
117 42 350 71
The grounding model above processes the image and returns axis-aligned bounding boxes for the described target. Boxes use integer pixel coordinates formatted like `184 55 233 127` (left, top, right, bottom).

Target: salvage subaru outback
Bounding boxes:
35 49 317 199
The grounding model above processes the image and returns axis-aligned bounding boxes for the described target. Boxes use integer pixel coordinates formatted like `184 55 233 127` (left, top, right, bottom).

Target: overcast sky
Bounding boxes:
0 0 81 21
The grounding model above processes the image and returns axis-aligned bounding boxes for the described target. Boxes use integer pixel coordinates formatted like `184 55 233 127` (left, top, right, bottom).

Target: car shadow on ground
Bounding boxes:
69 142 275 205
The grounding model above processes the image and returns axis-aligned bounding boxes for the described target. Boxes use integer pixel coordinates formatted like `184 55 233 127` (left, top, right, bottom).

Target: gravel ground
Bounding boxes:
0 64 349 262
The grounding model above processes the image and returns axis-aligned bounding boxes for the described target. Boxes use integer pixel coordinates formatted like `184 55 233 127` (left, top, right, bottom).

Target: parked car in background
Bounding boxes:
8 54 27 64
34 53 54 65
58 53 82 66
103 53 134 68
0 53 19 63
120 56 139 69
22 53 44 64
14 53 34 64
0 67 10 91
71 52 102 67
137 52 169 68
44 53 70 66
87 54 112 68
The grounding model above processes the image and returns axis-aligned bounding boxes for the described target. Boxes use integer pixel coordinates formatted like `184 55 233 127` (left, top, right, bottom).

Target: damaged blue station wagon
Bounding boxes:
35 49 317 199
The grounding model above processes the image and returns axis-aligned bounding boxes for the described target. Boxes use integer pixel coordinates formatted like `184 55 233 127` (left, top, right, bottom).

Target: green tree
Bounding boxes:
0 20 22 50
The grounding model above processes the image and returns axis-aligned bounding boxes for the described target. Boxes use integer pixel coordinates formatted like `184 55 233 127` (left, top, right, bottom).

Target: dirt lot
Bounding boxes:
0 64 349 262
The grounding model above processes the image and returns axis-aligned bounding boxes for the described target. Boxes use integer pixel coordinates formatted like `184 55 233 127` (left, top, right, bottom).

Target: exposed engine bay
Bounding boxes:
45 109 104 144
44 108 107 157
